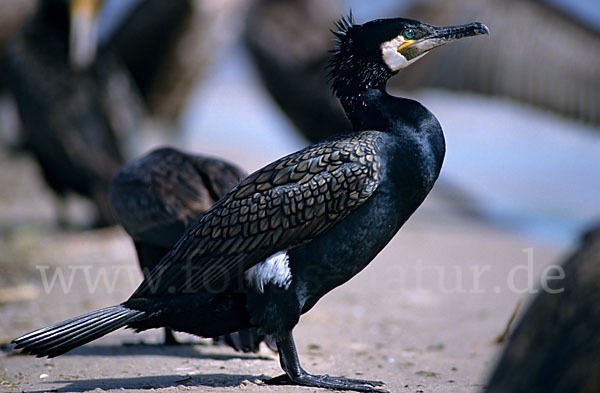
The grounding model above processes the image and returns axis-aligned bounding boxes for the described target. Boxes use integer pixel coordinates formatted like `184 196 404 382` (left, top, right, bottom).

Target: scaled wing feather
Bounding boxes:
132 132 383 298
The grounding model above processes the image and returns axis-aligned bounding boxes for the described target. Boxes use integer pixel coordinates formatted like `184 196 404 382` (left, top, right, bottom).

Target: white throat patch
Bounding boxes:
381 36 409 71
245 251 292 293
381 35 428 71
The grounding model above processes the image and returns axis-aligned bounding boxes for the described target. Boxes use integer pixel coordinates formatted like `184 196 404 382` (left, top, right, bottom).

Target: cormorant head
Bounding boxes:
329 14 489 99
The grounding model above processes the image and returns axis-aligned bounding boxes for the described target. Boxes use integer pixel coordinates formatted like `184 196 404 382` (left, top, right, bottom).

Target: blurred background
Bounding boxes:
0 0 597 304
0 0 597 297
0 0 598 247
0 0 600 300
0 0 598 390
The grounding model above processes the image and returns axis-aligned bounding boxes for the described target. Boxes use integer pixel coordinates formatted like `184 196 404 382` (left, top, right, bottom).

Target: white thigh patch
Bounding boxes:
245 251 292 293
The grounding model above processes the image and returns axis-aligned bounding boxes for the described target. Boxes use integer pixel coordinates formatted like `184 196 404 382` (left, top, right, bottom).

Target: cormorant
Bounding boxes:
485 225 600 393
109 147 264 351
2 0 141 227
12 15 488 392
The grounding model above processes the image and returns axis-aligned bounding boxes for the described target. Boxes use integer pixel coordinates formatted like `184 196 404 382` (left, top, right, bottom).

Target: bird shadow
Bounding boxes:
28 373 268 393
4 341 274 361
60 342 274 361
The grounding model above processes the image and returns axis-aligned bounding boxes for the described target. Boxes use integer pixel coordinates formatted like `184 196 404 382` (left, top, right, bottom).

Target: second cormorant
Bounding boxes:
109 147 264 351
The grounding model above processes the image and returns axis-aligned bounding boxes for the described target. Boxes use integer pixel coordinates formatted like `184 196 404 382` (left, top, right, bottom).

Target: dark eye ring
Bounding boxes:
403 29 415 40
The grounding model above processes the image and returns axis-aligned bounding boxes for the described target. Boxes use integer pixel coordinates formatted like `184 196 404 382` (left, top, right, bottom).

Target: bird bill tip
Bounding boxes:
475 22 490 36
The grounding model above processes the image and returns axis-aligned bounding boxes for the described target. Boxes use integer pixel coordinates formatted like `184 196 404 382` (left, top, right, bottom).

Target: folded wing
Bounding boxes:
132 132 384 298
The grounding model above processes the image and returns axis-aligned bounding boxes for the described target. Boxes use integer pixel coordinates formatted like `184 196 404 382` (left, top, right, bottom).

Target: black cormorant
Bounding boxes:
109 147 264 351
12 15 488 392
2 0 140 227
485 225 600 393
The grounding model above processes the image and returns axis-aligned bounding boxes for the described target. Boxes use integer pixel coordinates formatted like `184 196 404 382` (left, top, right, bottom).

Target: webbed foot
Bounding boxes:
266 372 388 392
273 330 388 392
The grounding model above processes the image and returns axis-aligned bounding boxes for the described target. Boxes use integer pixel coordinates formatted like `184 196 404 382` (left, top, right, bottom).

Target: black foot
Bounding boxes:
273 330 388 392
265 373 388 393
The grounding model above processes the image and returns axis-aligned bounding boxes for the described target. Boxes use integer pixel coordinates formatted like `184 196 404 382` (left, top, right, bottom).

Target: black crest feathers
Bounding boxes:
326 12 396 102
333 11 355 39
328 12 356 94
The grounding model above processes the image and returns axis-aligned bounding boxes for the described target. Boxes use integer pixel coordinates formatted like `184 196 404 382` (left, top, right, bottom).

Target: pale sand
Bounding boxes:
0 184 566 393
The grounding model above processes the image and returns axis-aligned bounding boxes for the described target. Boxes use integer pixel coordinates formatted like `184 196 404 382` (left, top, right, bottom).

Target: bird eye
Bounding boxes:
403 29 415 40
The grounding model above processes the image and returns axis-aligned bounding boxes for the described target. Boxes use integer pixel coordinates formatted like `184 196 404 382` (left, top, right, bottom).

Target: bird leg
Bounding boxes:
266 331 389 393
163 328 180 345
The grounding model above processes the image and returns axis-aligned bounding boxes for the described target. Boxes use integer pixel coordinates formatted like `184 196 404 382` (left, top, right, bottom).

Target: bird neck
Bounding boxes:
345 86 446 204
338 86 429 134
330 48 394 129
338 86 384 131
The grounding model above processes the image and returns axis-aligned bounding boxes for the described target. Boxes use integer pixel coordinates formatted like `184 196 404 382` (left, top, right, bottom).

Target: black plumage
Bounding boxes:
2 0 139 226
13 15 488 392
485 225 600 393
109 147 263 351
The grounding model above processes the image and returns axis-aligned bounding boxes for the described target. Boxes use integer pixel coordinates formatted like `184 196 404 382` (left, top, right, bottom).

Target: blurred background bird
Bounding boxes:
0 0 251 228
1 0 141 228
394 0 600 126
109 147 265 351
485 223 600 393
98 0 252 144
109 147 248 273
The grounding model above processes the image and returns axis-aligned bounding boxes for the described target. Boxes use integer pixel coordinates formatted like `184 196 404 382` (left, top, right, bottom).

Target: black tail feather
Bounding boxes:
12 305 144 357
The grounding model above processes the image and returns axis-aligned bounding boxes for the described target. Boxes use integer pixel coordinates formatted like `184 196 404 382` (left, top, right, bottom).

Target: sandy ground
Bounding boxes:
0 147 567 393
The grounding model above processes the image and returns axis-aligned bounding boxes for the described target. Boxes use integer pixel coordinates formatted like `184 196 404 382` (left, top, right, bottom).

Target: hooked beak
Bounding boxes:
399 22 489 59
425 22 489 48
69 0 102 70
